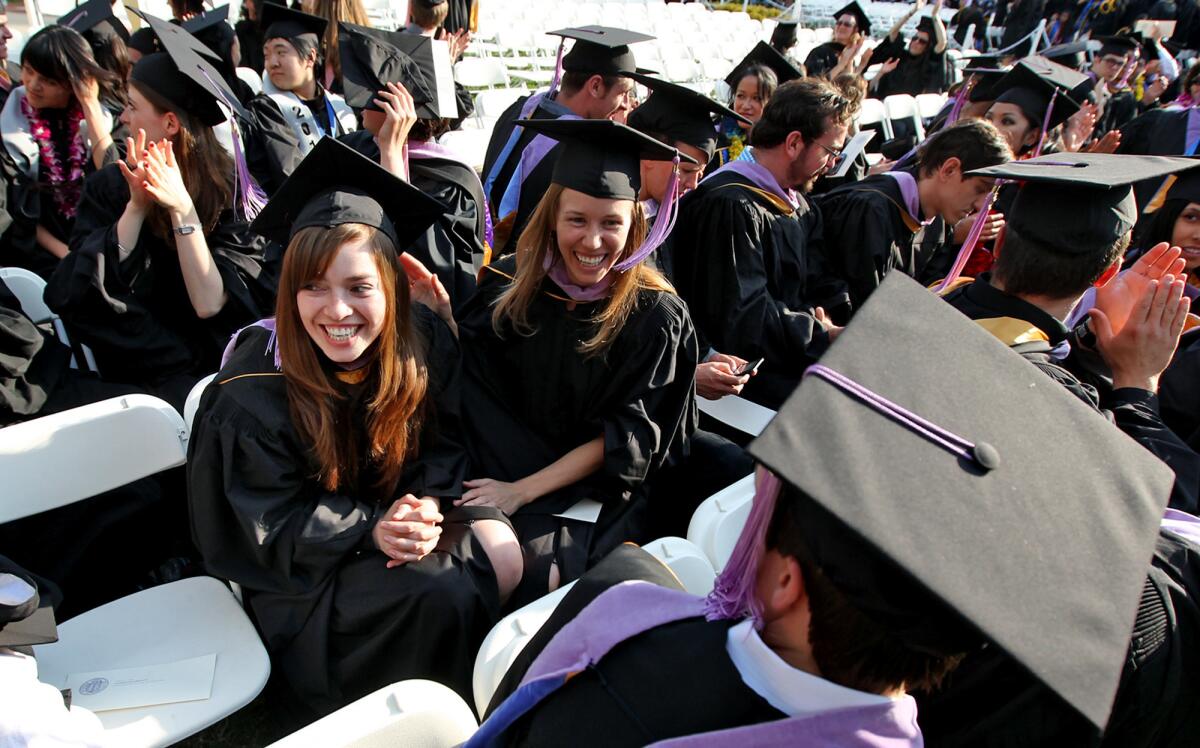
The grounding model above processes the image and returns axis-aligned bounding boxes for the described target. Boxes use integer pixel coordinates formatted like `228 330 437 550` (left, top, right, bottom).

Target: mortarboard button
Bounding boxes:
972 442 1001 471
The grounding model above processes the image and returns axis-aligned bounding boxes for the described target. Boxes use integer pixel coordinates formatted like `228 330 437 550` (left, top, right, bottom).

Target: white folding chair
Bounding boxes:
687 473 756 572
663 58 701 83
0 395 270 747
439 129 493 172
884 93 926 142
641 536 716 596
916 92 948 122
454 57 510 89
267 680 477 748
236 67 263 95
183 373 217 434
857 97 894 143
474 88 527 118
0 266 98 372
695 394 776 438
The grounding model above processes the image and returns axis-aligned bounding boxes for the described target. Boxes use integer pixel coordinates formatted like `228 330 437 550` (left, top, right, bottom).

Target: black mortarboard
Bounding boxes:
131 8 222 64
725 41 804 88
991 56 1086 130
183 6 236 69
627 78 749 158
514 119 696 201
1097 35 1138 58
181 4 230 36
338 22 455 119
129 10 246 125
833 1 871 35
748 272 1172 730
770 21 798 50
551 26 655 77
962 56 1009 102
58 0 130 42
250 137 445 249
0 556 58 648
1041 38 1099 70
916 15 936 34
127 26 162 55
970 152 1200 250
1165 168 1200 205
261 2 325 41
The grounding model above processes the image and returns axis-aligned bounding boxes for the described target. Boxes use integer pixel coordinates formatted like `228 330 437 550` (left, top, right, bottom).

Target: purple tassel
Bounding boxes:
703 468 782 627
612 155 680 272
935 185 999 293
945 78 974 127
200 70 267 220
549 41 566 99
1033 90 1058 158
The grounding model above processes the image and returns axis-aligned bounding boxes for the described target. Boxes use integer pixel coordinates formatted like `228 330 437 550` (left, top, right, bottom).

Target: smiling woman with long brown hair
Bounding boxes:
188 138 522 719
456 119 700 604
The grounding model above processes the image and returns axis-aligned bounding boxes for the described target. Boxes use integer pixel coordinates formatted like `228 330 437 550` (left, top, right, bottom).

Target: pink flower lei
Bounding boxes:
20 94 87 219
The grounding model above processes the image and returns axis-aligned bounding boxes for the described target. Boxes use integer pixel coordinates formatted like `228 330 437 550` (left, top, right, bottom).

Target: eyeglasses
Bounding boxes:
814 140 843 163
835 19 856 27
912 35 930 45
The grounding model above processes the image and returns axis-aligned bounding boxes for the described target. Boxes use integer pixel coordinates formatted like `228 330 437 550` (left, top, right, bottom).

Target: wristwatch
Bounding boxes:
172 224 200 236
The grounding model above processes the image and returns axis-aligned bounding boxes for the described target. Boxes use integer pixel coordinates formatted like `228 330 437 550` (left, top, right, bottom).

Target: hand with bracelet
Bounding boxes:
141 139 197 228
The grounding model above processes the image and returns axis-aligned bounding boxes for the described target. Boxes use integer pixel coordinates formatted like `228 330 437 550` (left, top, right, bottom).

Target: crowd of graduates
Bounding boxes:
2 0 1200 744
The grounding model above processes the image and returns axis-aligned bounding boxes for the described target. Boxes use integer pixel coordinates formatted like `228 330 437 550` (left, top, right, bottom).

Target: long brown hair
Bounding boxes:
491 183 674 356
275 223 429 492
130 80 234 241
306 0 371 82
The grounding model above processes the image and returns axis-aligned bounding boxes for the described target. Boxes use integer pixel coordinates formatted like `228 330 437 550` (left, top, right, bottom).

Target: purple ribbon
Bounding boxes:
712 158 799 209
1033 90 1058 158
199 69 267 219
613 154 681 272
704 469 781 626
408 139 494 248
945 77 974 127
221 318 280 370
935 183 1000 293
550 40 566 97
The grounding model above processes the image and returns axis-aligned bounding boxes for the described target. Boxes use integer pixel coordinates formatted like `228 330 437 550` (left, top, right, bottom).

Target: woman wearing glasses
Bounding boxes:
805 1 871 79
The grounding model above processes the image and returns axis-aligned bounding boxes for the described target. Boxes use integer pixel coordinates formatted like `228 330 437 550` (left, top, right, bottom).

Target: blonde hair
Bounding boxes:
305 0 371 81
491 184 675 356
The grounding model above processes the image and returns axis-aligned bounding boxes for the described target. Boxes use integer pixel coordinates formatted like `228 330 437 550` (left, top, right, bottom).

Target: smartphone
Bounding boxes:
735 358 764 377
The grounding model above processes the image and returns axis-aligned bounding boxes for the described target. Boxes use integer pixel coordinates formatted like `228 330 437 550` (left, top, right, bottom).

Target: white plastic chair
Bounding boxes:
664 58 701 83
474 87 527 118
267 680 478 748
884 94 926 142
454 57 510 89
0 266 98 372
0 395 271 747
439 129 492 172
857 97 895 143
687 473 756 571
695 394 776 437
916 92 948 122
641 536 716 596
236 67 263 95
183 373 217 433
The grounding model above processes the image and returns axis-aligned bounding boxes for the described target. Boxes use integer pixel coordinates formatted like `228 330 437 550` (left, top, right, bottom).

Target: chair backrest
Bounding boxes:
237 67 264 95
267 680 477 748
0 267 53 323
472 580 577 717
438 129 491 171
687 473 755 572
184 373 217 433
454 58 509 88
0 395 188 524
915 92 948 120
857 97 895 140
884 94 926 141
474 87 526 118
641 536 716 595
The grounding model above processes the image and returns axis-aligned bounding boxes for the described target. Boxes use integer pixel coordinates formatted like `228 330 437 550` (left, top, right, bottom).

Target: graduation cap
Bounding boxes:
129 10 247 125
250 137 445 249
131 8 222 66
127 25 161 56
990 56 1086 131
915 15 936 34
725 41 804 89
182 6 237 68
715 271 1172 730
962 56 1009 103
627 78 749 158
770 20 798 50
550 26 654 77
969 152 1200 250
260 2 326 41
833 1 871 36
1042 39 1100 70
1097 35 1138 58
1165 168 1200 205
181 4 230 36
57 0 130 42
338 22 455 119
515 118 696 269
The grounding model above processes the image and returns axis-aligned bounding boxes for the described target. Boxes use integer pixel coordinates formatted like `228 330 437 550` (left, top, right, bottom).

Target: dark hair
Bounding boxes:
832 73 867 118
1185 62 1200 94
993 221 1129 298
726 63 778 109
83 28 131 93
168 0 207 18
267 32 324 77
21 26 121 104
916 118 1010 178
411 0 449 29
409 118 451 142
560 71 621 96
770 23 797 53
766 484 965 694
750 78 853 149
1135 198 1188 252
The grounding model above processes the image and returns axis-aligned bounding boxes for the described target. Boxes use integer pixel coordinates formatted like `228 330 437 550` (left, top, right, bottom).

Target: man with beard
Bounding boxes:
665 79 852 409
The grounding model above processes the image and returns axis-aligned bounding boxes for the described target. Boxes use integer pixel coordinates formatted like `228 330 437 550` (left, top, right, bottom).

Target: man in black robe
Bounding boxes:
1090 35 1141 135
870 9 951 98
816 118 1011 311
480 26 655 253
665 79 854 410
804 1 871 78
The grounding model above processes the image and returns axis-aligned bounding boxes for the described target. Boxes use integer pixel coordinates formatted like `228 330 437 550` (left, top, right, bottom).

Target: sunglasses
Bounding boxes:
835 19 856 27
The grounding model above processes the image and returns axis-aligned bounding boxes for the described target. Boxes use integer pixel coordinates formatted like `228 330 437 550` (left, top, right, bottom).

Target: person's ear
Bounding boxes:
758 549 806 620
939 156 963 182
786 130 806 157
163 110 180 138
587 74 606 99
1094 259 1122 288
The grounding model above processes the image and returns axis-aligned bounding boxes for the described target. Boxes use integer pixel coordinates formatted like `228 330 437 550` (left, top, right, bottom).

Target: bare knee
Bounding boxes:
473 519 524 604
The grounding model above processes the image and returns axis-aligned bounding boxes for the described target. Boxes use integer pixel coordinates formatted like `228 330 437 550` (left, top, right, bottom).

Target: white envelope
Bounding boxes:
832 130 878 179
65 653 216 712
553 498 604 524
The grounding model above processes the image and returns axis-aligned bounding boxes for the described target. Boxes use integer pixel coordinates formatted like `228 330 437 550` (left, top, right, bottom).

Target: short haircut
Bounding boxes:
750 78 853 149
411 0 448 29
916 118 1010 178
559 71 621 96
992 222 1129 298
766 483 965 694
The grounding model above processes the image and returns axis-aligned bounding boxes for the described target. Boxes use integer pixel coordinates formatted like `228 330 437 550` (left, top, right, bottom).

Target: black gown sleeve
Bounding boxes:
409 304 470 501
817 189 899 313
245 94 302 197
1105 387 1200 514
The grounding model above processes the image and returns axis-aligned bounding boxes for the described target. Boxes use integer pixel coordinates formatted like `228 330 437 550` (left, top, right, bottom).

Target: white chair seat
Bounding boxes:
183 373 217 433
687 474 756 571
267 679 477 748
34 577 270 748
695 394 776 437
236 67 263 95
641 536 716 595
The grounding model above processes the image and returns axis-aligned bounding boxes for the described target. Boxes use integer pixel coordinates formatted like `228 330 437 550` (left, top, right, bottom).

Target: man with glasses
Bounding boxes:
868 0 951 98
665 79 853 409
1089 36 1139 136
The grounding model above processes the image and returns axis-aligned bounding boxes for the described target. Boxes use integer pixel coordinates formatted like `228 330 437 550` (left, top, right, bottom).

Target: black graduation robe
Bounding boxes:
1098 87 1139 136
942 274 1200 513
816 170 955 312
871 37 949 98
664 169 848 409
916 527 1200 748
456 256 699 595
246 90 355 196
187 313 505 718
1118 107 1190 210
338 130 483 305
804 41 844 78
44 164 271 410
1160 330 1200 449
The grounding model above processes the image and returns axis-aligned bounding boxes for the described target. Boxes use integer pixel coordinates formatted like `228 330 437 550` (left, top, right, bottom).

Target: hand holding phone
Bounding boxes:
735 358 764 377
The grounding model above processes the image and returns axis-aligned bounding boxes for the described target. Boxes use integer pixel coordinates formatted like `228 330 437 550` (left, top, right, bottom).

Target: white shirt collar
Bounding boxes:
725 618 893 718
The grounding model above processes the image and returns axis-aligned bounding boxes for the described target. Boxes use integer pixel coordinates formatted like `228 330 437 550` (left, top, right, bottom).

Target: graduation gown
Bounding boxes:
187 314 505 717
816 171 954 311
871 38 949 98
338 130 484 305
44 164 271 410
804 41 844 78
1160 329 1200 449
246 83 357 196
664 168 847 409
942 274 1200 514
1118 107 1191 210
456 257 699 593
